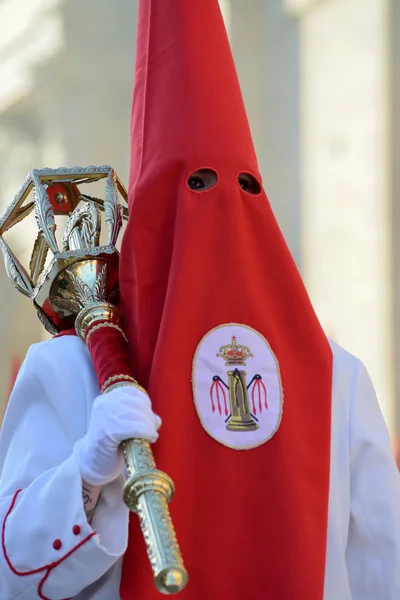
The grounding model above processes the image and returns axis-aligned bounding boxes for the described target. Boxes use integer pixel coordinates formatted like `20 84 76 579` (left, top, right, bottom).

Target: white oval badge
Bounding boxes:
192 323 283 450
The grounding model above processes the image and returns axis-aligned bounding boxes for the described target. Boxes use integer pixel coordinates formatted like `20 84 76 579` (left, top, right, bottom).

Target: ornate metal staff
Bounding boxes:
0 165 188 595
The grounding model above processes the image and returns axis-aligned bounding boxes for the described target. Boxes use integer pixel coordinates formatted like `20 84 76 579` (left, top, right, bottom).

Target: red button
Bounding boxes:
72 525 81 536
53 539 62 550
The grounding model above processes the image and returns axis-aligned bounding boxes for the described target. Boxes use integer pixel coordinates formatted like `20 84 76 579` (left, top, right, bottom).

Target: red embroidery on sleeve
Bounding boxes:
2 489 96 598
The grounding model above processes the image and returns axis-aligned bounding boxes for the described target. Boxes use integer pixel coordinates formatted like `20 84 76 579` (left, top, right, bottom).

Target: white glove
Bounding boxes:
73 385 162 486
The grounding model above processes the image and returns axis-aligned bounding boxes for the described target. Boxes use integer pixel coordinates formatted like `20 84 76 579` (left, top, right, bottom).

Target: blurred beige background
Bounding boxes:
0 0 399 451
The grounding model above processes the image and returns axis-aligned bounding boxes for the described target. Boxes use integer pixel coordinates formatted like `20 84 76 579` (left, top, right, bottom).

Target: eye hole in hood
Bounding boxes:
187 169 219 192
238 172 261 195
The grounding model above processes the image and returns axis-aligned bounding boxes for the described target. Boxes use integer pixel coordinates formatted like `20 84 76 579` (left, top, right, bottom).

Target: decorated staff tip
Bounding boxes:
0 166 128 336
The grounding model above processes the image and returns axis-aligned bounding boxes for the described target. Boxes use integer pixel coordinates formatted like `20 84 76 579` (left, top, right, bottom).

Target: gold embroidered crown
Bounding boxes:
216 335 254 366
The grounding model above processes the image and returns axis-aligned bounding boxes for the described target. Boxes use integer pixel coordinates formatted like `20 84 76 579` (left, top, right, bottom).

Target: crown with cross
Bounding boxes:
216 335 254 366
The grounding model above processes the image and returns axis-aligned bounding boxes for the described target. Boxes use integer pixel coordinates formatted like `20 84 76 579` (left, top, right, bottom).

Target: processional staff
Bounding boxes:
0 165 188 595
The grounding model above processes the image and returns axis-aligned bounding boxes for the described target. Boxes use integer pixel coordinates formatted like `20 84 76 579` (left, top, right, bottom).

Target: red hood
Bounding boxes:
119 2 332 599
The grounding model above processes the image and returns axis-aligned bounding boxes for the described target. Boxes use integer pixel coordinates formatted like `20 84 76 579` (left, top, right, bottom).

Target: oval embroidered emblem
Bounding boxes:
192 323 283 449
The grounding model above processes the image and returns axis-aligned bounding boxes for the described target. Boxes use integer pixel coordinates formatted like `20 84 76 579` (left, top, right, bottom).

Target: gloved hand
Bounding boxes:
73 385 162 486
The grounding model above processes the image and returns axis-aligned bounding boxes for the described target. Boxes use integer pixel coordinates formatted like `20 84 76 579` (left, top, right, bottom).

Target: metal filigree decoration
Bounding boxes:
60 271 94 306
104 169 123 246
62 202 101 251
0 175 32 232
0 238 33 297
32 171 59 254
38 164 112 181
37 308 59 335
30 232 49 284
51 295 83 316
5 202 35 233
93 263 108 301
53 245 116 261
52 264 108 316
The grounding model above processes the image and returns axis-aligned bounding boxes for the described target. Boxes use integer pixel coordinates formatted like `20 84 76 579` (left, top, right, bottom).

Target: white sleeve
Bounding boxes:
346 360 400 599
0 341 129 600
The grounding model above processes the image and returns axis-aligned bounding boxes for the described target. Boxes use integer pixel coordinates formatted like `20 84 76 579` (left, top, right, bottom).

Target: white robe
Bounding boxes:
0 335 399 600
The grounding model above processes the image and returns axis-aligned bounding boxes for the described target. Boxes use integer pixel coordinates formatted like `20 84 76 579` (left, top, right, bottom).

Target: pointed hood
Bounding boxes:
120 2 333 599
129 0 258 185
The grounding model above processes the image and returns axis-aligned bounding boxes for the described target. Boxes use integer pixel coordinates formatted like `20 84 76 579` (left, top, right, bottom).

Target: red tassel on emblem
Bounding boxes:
251 377 268 414
210 379 228 416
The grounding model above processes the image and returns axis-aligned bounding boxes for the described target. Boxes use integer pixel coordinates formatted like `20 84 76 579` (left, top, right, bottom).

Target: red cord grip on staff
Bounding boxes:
84 320 137 393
